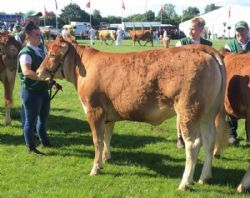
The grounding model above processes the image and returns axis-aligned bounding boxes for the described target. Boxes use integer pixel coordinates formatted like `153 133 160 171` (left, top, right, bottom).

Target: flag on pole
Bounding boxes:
228 6 231 18
86 0 91 8
55 0 58 10
121 0 125 10
160 5 164 13
44 6 49 17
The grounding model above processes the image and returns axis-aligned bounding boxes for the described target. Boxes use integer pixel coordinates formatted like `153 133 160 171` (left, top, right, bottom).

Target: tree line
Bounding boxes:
24 3 221 28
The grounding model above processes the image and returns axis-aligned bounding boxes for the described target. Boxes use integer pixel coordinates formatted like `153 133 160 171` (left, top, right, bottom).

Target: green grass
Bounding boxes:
0 39 249 197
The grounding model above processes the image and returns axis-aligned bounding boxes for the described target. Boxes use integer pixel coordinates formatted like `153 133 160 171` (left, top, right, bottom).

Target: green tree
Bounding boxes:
204 4 221 14
92 9 102 26
145 10 155 21
182 7 200 22
41 12 56 27
102 16 122 24
156 3 178 24
60 3 86 24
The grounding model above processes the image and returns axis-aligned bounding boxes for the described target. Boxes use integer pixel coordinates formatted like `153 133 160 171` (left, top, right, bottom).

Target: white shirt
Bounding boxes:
89 29 96 38
116 29 123 37
19 44 44 65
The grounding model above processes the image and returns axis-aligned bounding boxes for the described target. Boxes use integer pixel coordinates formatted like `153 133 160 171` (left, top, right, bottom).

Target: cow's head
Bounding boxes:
36 35 69 81
0 32 21 71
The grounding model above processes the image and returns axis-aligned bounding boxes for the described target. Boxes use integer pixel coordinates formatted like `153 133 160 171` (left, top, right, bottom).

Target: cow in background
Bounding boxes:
97 30 117 45
128 30 153 47
0 33 21 125
217 50 250 192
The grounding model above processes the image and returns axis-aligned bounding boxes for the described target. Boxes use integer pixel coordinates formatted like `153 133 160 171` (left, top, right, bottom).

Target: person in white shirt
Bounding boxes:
162 29 170 48
116 28 123 46
88 27 96 45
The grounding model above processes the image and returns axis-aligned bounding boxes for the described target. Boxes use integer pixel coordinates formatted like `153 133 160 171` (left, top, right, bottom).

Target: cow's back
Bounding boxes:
83 45 224 124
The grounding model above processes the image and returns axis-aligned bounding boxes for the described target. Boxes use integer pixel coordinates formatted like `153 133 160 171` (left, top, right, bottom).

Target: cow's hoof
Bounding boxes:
178 183 192 191
89 166 101 176
237 184 245 193
198 178 212 185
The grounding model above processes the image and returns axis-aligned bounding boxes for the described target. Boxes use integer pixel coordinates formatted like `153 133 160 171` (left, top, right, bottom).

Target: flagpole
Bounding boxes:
161 12 162 24
56 14 58 29
90 10 92 25
44 6 46 26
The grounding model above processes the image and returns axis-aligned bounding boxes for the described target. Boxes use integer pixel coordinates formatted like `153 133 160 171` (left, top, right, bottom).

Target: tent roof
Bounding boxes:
179 5 250 38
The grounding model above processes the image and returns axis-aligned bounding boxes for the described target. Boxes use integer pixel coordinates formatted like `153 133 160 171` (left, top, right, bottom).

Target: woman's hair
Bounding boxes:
24 21 39 36
191 17 206 29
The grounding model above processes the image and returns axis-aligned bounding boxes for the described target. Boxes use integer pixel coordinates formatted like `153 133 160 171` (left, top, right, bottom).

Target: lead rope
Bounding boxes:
49 80 63 101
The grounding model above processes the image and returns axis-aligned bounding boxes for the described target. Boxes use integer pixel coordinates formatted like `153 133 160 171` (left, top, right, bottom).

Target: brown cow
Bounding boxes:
128 30 153 47
0 33 21 125
218 51 250 192
97 30 117 45
37 36 227 190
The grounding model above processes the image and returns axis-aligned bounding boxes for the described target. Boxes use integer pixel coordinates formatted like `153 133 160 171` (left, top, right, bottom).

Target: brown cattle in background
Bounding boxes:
97 30 117 45
128 30 153 47
0 33 21 125
219 51 250 192
37 37 228 190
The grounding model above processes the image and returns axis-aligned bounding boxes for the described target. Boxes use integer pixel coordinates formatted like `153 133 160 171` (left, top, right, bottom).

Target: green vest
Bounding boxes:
226 39 250 53
180 37 213 46
17 46 49 92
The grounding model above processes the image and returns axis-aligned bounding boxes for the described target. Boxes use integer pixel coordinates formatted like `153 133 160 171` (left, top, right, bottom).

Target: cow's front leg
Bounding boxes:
102 122 114 163
87 106 105 176
245 112 250 142
3 79 13 125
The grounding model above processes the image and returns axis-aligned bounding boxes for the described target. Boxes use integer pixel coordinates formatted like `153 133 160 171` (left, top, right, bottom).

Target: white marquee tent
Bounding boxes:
179 5 250 39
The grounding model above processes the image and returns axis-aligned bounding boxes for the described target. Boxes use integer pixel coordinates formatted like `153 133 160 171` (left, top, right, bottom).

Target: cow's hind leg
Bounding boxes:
138 40 142 46
87 107 105 176
178 119 201 190
237 165 250 193
102 122 114 163
198 115 216 184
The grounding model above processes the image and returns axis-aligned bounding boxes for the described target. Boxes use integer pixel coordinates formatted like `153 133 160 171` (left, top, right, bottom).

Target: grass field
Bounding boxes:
0 39 249 197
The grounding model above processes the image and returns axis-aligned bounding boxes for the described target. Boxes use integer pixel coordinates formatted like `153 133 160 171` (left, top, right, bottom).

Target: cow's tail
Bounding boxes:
202 46 229 157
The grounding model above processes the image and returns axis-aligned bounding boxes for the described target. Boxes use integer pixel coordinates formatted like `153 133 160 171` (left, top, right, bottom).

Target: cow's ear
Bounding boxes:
55 35 64 42
60 42 69 55
46 40 54 51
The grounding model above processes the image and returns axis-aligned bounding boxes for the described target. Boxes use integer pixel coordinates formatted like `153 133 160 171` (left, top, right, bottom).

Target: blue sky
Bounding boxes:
1 0 250 17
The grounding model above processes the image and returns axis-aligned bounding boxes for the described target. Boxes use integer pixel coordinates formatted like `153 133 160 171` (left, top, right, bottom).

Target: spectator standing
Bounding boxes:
224 20 250 144
88 26 96 45
116 28 123 46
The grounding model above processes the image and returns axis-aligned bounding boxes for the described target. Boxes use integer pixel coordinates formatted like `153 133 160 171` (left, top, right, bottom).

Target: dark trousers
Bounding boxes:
21 87 50 148
228 115 238 138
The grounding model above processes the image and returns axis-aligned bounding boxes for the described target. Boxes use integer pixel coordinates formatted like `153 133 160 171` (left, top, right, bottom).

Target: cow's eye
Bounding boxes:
49 53 56 57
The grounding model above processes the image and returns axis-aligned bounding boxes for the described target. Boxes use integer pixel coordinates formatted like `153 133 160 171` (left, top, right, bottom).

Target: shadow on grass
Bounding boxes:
111 133 166 149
